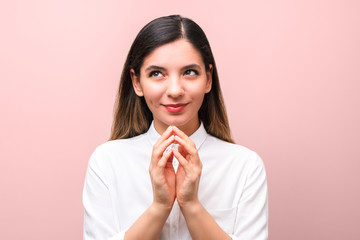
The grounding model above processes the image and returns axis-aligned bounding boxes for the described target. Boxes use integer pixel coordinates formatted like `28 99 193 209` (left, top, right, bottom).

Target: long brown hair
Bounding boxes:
110 15 234 143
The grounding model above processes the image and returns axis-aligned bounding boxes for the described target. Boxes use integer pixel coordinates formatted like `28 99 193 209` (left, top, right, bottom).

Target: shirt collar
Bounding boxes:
147 121 207 150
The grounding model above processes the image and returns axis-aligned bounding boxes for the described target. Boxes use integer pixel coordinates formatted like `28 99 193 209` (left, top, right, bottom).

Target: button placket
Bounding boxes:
169 200 180 239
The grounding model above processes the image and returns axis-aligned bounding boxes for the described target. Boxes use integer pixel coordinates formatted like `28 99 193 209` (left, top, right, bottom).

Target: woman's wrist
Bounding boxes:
151 201 174 216
124 202 173 240
179 200 232 240
179 199 202 217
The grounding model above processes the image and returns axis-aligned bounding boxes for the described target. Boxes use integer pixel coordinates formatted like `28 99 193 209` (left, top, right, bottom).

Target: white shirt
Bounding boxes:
83 122 268 240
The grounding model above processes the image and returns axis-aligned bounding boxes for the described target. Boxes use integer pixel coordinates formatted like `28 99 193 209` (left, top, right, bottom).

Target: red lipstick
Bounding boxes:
163 103 187 113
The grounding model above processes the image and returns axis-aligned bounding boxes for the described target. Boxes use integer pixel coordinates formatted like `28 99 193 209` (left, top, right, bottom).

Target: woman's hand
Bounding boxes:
170 127 231 240
172 126 203 208
149 126 176 210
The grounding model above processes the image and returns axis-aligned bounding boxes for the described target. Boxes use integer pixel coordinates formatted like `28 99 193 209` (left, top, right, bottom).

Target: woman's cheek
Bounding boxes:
143 83 166 101
148 81 167 94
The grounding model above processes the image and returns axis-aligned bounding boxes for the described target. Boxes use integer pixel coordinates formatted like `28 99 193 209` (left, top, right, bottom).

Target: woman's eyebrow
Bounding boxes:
181 64 201 70
144 64 201 72
144 65 166 72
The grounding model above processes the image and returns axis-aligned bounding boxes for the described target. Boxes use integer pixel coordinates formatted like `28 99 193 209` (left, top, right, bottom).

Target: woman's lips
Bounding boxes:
163 103 188 113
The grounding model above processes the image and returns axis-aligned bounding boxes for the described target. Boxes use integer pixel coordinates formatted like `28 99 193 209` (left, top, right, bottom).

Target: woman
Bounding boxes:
83 15 268 240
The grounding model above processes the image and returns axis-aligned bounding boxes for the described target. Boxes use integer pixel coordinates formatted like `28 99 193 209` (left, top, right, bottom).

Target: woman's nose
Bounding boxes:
166 76 184 98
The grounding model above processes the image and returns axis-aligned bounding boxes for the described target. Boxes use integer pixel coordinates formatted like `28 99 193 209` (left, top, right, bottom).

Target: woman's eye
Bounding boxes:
149 71 163 78
184 69 198 76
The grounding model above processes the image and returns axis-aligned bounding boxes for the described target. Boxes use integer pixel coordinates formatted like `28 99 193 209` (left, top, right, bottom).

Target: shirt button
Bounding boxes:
172 226 177 232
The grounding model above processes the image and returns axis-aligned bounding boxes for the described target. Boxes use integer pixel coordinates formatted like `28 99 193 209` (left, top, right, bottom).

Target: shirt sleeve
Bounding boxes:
83 149 127 240
229 153 268 240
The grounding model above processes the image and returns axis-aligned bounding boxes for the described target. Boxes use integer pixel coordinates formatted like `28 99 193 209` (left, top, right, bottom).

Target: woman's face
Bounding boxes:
131 39 212 135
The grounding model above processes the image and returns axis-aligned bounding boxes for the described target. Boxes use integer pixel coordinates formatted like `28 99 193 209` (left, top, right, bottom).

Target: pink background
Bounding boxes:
1 0 359 239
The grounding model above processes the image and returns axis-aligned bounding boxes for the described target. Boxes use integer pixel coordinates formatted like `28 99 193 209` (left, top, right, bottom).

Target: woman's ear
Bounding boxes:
130 69 144 97
205 64 213 93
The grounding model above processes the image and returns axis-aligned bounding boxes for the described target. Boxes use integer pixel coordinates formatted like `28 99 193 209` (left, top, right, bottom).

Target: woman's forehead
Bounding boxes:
141 39 205 70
